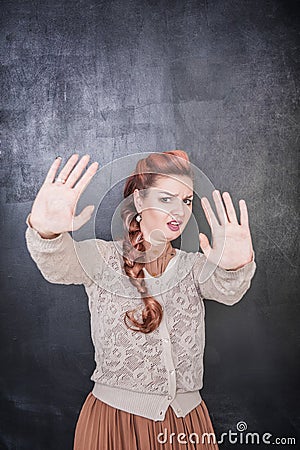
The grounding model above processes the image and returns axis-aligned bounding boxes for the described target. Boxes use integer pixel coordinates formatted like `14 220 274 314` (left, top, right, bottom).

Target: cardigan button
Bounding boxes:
167 395 172 400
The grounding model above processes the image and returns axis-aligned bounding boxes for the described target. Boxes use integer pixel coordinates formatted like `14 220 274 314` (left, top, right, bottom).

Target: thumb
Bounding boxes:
199 233 211 256
72 205 95 231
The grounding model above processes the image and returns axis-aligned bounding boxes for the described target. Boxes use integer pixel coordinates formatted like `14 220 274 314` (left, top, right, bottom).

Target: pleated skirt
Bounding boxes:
73 392 219 450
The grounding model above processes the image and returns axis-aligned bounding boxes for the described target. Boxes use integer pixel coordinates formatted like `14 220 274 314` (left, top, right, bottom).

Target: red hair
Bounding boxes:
121 150 194 334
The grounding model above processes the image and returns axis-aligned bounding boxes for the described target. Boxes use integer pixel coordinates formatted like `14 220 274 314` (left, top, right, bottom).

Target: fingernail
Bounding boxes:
56 156 62 159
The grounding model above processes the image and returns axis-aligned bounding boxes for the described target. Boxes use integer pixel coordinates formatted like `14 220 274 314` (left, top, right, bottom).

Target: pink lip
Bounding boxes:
167 220 183 225
167 221 182 232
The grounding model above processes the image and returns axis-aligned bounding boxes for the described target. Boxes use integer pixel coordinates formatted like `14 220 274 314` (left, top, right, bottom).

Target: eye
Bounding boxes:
160 197 193 206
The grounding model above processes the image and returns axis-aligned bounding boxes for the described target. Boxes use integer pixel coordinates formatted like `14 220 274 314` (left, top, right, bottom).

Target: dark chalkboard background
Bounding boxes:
1 0 299 449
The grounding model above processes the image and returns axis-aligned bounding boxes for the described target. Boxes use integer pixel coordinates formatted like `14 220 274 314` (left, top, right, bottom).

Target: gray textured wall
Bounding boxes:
1 0 299 449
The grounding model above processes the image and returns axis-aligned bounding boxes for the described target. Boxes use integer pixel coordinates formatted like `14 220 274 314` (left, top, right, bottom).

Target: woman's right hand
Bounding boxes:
29 154 99 238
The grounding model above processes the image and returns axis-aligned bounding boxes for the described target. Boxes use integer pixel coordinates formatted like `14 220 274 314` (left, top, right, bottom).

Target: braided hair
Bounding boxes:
121 150 194 334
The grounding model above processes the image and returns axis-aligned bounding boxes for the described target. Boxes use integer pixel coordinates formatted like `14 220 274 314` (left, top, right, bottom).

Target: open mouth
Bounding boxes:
166 220 182 232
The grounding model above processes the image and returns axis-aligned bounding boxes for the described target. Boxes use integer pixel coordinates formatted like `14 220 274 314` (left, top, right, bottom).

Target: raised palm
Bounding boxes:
200 190 254 270
30 154 99 236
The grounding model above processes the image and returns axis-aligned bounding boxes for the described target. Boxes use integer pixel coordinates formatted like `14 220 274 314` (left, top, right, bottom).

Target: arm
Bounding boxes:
25 212 106 287
192 250 257 306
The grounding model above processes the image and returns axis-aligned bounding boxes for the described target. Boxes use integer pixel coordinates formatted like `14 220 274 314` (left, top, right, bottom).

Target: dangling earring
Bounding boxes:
136 213 142 223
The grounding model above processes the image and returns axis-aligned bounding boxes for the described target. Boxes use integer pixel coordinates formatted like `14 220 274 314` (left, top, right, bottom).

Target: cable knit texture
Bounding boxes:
24 213 257 420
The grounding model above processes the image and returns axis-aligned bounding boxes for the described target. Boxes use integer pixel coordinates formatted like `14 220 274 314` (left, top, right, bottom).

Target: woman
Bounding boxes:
25 151 256 449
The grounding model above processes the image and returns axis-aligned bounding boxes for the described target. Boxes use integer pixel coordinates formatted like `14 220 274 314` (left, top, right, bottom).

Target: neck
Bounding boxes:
143 239 172 263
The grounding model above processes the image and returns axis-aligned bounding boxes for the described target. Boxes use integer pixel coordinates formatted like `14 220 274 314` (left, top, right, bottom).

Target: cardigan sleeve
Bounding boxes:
192 249 257 306
25 212 107 287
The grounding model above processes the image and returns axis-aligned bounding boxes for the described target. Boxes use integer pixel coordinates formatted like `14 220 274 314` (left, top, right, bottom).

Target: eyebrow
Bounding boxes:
158 190 194 199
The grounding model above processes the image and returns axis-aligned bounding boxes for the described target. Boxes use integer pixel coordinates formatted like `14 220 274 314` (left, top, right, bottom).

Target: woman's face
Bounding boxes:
133 174 193 246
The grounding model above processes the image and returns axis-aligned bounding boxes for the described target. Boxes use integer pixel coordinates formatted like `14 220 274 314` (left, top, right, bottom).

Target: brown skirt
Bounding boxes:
73 392 219 450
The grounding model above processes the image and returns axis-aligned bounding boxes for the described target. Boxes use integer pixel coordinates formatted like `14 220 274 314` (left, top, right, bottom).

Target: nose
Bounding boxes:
170 198 186 220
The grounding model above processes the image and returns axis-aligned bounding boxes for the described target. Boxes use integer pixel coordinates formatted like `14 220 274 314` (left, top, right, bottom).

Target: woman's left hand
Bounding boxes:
199 190 254 271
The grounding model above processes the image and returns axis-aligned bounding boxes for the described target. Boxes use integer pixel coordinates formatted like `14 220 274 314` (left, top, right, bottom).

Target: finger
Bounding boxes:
239 199 249 228
64 154 91 188
212 190 229 225
222 191 238 224
199 232 211 258
200 196 220 229
72 205 95 231
56 153 80 184
44 157 62 184
74 161 99 195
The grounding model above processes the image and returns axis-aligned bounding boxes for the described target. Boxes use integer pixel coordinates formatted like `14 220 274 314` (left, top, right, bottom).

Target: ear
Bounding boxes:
133 188 143 212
